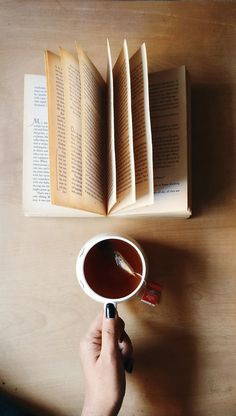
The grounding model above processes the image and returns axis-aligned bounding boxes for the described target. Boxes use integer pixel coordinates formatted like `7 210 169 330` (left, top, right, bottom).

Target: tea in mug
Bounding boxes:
84 239 143 299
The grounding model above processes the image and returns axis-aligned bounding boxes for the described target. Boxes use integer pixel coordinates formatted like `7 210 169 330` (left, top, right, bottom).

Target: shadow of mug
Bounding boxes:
124 240 205 416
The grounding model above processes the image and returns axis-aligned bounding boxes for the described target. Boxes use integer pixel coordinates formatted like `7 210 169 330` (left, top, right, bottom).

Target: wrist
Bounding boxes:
81 395 120 416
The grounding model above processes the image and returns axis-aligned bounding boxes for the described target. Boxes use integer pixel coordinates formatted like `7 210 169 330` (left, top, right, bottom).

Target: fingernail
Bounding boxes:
106 303 116 319
125 358 133 373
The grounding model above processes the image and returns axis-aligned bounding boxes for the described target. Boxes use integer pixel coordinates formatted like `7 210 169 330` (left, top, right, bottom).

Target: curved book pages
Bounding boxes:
23 40 191 218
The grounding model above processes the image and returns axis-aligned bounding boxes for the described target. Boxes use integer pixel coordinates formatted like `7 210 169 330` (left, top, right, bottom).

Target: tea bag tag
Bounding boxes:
141 281 162 307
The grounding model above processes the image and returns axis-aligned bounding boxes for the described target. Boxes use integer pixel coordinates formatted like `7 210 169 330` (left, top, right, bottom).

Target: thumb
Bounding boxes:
101 303 119 356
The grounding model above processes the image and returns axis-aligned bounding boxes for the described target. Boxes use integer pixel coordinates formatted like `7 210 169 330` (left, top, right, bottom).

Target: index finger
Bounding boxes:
80 312 103 363
85 311 103 341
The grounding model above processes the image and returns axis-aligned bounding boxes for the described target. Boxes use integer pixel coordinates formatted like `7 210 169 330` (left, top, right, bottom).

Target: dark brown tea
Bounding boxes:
84 239 143 299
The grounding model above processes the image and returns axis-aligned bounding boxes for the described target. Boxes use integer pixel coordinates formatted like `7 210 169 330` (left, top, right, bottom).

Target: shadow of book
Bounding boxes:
191 84 234 217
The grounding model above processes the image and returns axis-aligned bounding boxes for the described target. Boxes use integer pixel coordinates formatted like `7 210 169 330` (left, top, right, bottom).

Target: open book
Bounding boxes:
23 41 191 217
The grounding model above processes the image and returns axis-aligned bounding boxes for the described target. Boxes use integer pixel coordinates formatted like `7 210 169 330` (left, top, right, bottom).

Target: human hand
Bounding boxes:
80 304 133 416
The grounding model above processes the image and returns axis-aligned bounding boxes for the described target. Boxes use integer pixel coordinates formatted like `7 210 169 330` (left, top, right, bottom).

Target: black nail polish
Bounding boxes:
106 303 116 319
125 358 133 373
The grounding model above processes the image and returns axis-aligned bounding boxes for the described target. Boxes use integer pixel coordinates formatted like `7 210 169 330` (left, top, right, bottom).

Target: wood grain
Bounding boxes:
0 1 236 415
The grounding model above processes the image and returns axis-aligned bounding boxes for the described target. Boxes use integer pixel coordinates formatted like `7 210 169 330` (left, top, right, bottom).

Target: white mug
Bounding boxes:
76 233 147 306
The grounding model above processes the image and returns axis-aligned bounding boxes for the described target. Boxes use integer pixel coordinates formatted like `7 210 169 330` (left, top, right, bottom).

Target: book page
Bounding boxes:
106 39 117 213
150 66 190 214
61 48 105 213
111 40 136 213
23 74 99 217
45 51 69 206
60 48 83 209
76 43 107 215
116 66 191 217
126 43 154 210
45 48 106 215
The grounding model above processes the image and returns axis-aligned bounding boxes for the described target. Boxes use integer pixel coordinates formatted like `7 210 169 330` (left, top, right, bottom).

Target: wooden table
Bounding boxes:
1 1 236 415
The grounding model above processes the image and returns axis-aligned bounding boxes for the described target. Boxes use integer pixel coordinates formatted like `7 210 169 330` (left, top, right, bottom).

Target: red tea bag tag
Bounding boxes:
141 281 162 307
